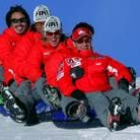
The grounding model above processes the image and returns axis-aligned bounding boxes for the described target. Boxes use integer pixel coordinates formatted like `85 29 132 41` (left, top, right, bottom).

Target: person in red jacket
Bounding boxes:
12 4 51 85
0 5 30 85
31 4 51 37
7 15 67 123
56 22 140 131
0 5 51 124
0 5 32 121
20 15 67 109
43 26 136 113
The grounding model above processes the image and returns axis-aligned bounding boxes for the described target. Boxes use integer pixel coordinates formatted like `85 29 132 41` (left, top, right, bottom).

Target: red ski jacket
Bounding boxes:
11 31 42 84
0 28 33 84
18 41 66 82
44 41 70 87
45 38 102 88
57 52 132 97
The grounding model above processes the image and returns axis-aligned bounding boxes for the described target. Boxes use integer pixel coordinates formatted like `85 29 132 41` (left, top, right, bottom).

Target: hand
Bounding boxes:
70 66 84 79
127 66 136 88
71 89 86 100
118 78 129 92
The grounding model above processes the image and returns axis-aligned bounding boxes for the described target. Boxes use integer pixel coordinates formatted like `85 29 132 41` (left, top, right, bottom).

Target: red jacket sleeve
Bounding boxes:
106 56 132 83
45 43 69 87
57 59 77 97
0 33 15 69
45 52 63 87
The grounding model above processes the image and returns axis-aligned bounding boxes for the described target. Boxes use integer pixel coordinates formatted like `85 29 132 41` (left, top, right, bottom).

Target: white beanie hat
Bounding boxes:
44 16 61 32
33 4 51 22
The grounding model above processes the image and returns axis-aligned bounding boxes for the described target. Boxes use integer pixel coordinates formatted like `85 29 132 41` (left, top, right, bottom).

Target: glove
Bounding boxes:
71 89 86 101
127 66 136 88
70 66 84 79
118 78 129 92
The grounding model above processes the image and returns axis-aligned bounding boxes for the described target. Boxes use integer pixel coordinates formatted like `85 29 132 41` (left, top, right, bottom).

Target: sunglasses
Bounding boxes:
11 17 27 24
75 38 91 44
46 31 60 36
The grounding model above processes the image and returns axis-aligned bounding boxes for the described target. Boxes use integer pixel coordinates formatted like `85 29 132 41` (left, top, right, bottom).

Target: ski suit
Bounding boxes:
9 31 43 113
0 27 42 115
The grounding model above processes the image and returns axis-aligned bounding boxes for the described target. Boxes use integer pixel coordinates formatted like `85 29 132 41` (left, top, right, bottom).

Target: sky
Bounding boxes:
0 0 139 76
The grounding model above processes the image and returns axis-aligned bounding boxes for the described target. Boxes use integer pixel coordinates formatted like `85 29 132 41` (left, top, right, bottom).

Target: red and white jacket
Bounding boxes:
44 40 70 87
45 38 101 88
57 49 132 97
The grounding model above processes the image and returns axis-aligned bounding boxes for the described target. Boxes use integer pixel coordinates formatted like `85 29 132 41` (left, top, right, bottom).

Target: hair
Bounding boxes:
72 22 95 35
60 33 68 42
30 23 37 32
6 5 30 27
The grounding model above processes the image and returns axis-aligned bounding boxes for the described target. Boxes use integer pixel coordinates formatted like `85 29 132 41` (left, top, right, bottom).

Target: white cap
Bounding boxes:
44 16 61 32
33 4 51 22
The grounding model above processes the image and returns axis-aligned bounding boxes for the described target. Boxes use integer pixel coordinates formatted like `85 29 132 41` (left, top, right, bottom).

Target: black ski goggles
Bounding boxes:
11 17 27 24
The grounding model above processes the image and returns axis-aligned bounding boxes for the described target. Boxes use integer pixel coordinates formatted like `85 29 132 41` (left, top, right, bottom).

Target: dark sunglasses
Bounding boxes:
11 17 27 24
46 31 60 36
75 38 91 44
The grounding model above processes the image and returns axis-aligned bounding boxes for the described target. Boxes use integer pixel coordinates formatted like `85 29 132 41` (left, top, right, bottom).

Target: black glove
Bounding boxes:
70 66 84 79
71 89 86 101
118 78 129 92
127 66 136 88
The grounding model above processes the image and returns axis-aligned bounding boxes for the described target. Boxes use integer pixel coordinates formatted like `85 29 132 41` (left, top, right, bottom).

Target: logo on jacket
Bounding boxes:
96 62 102 66
107 65 118 76
43 52 51 56
57 62 64 81
65 57 82 68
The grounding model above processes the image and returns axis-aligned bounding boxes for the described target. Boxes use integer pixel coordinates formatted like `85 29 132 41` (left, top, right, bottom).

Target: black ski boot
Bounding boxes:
108 97 122 131
25 107 39 126
1 87 27 123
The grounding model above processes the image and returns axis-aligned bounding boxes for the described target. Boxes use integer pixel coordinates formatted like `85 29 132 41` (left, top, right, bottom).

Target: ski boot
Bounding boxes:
1 86 27 123
66 101 90 123
43 85 61 109
108 97 122 131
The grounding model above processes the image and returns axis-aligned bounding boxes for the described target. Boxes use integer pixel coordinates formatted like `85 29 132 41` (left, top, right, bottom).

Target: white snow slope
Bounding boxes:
0 78 140 140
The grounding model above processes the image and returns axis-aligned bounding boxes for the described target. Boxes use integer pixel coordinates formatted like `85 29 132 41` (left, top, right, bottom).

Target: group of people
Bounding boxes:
0 4 139 131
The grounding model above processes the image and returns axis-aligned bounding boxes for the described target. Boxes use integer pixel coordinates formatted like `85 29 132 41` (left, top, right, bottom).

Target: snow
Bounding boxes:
1 117 140 140
0 78 140 140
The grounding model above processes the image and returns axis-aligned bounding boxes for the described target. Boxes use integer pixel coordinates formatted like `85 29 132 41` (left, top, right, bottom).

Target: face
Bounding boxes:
74 36 92 51
10 12 28 35
46 30 61 47
34 21 45 36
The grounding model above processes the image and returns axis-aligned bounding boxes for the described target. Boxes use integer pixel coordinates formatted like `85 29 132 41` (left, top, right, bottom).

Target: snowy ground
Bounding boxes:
0 78 140 140
1 115 140 140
